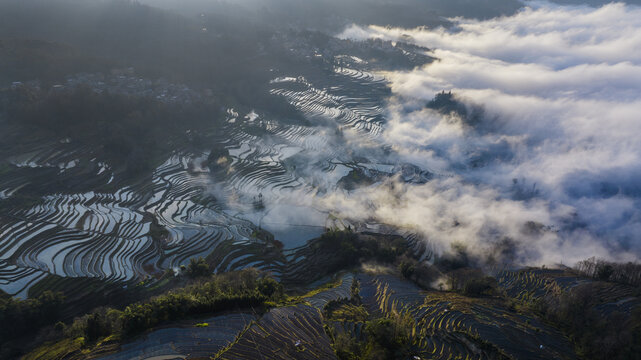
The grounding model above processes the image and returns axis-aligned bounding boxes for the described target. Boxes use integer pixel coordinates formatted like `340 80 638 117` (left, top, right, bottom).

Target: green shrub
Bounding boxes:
54 321 66 333
40 269 280 345
462 276 497 297
0 290 65 343
257 277 283 298
186 257 210 278
398 260 416 279
363 313 415 359
314 230 411 274
121 269 277 336
332 332 362 360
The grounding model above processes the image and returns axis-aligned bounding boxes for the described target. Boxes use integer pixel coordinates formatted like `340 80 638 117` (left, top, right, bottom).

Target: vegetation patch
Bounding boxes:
0 85 224 180
20 269 282 360
0 290 66 357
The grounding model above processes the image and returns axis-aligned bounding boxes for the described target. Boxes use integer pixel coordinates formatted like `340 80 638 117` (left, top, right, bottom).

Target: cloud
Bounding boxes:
341 2 641 67
328 2 641 265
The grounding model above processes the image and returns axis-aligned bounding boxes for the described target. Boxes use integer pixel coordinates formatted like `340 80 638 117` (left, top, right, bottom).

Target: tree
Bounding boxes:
257 277 283 298
85 313 106 341
399 260 416 278
186 257 210 278
462 277 497 297
597 264 614 281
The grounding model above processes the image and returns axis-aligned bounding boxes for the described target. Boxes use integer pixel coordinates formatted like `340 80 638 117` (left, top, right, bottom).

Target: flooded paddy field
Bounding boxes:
0 41 434 298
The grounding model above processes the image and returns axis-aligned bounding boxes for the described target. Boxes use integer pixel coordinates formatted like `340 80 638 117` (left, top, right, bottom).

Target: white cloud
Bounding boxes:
329 2 641 265
341 2 641 67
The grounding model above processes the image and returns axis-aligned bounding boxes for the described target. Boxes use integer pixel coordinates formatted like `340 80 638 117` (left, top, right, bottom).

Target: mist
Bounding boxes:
2 1 641 358
1 0 640 298
326 1 641 265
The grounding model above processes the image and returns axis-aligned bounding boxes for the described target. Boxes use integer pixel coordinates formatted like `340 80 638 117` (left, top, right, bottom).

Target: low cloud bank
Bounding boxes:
331 2 641 265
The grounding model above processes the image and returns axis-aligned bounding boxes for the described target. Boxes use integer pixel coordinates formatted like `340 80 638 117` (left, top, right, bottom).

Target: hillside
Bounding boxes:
4 231 639 360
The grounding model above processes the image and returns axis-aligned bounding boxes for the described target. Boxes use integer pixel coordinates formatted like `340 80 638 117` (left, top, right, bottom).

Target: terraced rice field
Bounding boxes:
100 313 255 360
216 305 337 360
497 268 641 316
496 269 582 301
0 46 439 298
270 75 386 137
357 274 576 360
304 273 355 310
0 142 263 296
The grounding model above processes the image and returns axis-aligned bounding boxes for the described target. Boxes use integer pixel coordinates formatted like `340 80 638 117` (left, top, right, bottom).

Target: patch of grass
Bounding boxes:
326 303 369 323
278 278 343 306
302 279 342 297
24 334 122 360
422 291 488 314
22 337 85 360
146 276 172 292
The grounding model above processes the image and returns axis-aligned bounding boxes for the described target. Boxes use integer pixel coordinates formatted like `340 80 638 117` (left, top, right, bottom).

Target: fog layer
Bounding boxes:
329 2 641 265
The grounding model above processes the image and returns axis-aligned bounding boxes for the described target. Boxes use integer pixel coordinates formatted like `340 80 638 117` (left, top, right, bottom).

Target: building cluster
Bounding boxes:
12 68 212 104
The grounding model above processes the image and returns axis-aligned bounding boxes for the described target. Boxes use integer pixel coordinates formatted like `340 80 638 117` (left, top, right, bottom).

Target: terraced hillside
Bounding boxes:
21 261 641 360
0 35 439 301
354 274 576 360
304 273 355 310
100 313 256 360
497 267 641 316
216 305 337 360
65 270 579 360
